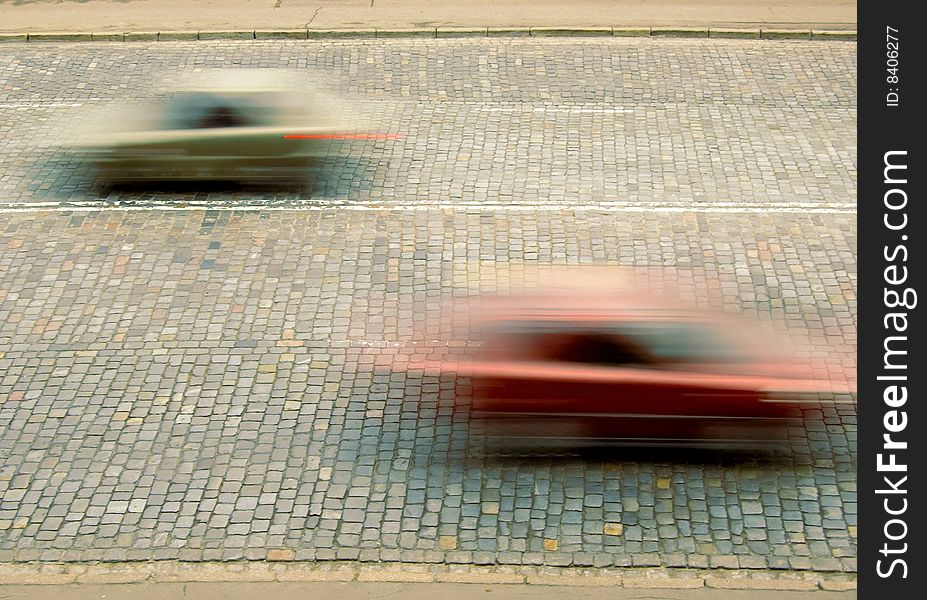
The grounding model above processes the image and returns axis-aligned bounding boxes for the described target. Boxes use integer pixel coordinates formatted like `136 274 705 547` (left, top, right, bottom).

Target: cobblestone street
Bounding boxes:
0 38 856 572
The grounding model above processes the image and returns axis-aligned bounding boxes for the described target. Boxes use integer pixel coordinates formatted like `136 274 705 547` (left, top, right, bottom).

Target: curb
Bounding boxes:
0 562 858 590
437 27 489 38
652 27 710 38
0 27 857 42
760 28 813 40
710 28 761 39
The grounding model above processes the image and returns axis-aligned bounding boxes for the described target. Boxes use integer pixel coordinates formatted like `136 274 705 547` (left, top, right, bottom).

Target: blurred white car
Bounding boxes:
82 69 386 186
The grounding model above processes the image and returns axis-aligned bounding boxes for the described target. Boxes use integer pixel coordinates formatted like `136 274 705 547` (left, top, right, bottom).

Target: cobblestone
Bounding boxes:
0 38 855 572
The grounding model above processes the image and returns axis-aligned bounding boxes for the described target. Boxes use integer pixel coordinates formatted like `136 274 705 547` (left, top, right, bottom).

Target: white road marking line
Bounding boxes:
0 200 857 214
0 102 87 109
476 107 635 113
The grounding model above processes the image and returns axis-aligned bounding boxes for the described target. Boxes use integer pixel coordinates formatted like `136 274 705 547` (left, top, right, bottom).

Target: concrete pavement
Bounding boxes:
1 0 857 34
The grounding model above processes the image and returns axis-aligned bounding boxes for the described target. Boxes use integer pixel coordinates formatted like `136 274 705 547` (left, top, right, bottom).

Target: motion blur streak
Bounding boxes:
386 267 856 454
72 69 378 187
283 133 403 140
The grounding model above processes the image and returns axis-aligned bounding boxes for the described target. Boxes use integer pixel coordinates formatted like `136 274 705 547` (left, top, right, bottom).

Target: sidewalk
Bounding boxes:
1 0 856 35
0 581 857 600
0 562 858 593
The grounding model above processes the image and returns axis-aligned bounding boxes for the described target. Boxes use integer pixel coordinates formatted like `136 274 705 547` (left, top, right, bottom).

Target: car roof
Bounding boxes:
167 69 306 94
475 292 722 325
480 310 720 325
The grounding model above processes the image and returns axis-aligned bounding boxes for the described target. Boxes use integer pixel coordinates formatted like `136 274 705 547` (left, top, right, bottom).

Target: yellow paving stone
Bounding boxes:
604 523 624 536
276 339 304 347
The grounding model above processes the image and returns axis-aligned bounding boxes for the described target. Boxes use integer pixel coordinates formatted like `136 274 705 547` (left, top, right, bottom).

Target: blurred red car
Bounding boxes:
426 293 854 450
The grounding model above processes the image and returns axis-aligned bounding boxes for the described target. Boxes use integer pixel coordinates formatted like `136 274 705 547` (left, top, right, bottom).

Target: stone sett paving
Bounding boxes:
0 38 855 209
0 38 856 572
0 210 856 570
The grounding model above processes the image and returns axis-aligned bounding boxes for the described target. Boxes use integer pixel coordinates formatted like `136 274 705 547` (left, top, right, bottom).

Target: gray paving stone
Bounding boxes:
0 37 855 573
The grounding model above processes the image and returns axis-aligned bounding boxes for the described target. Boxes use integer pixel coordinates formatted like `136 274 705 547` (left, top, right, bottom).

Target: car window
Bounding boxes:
615 322 741 363
194 105 247 128
484 319 742 365
160 94 223 129
158 94 279 130
540 332 653 366
485 322 653 366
